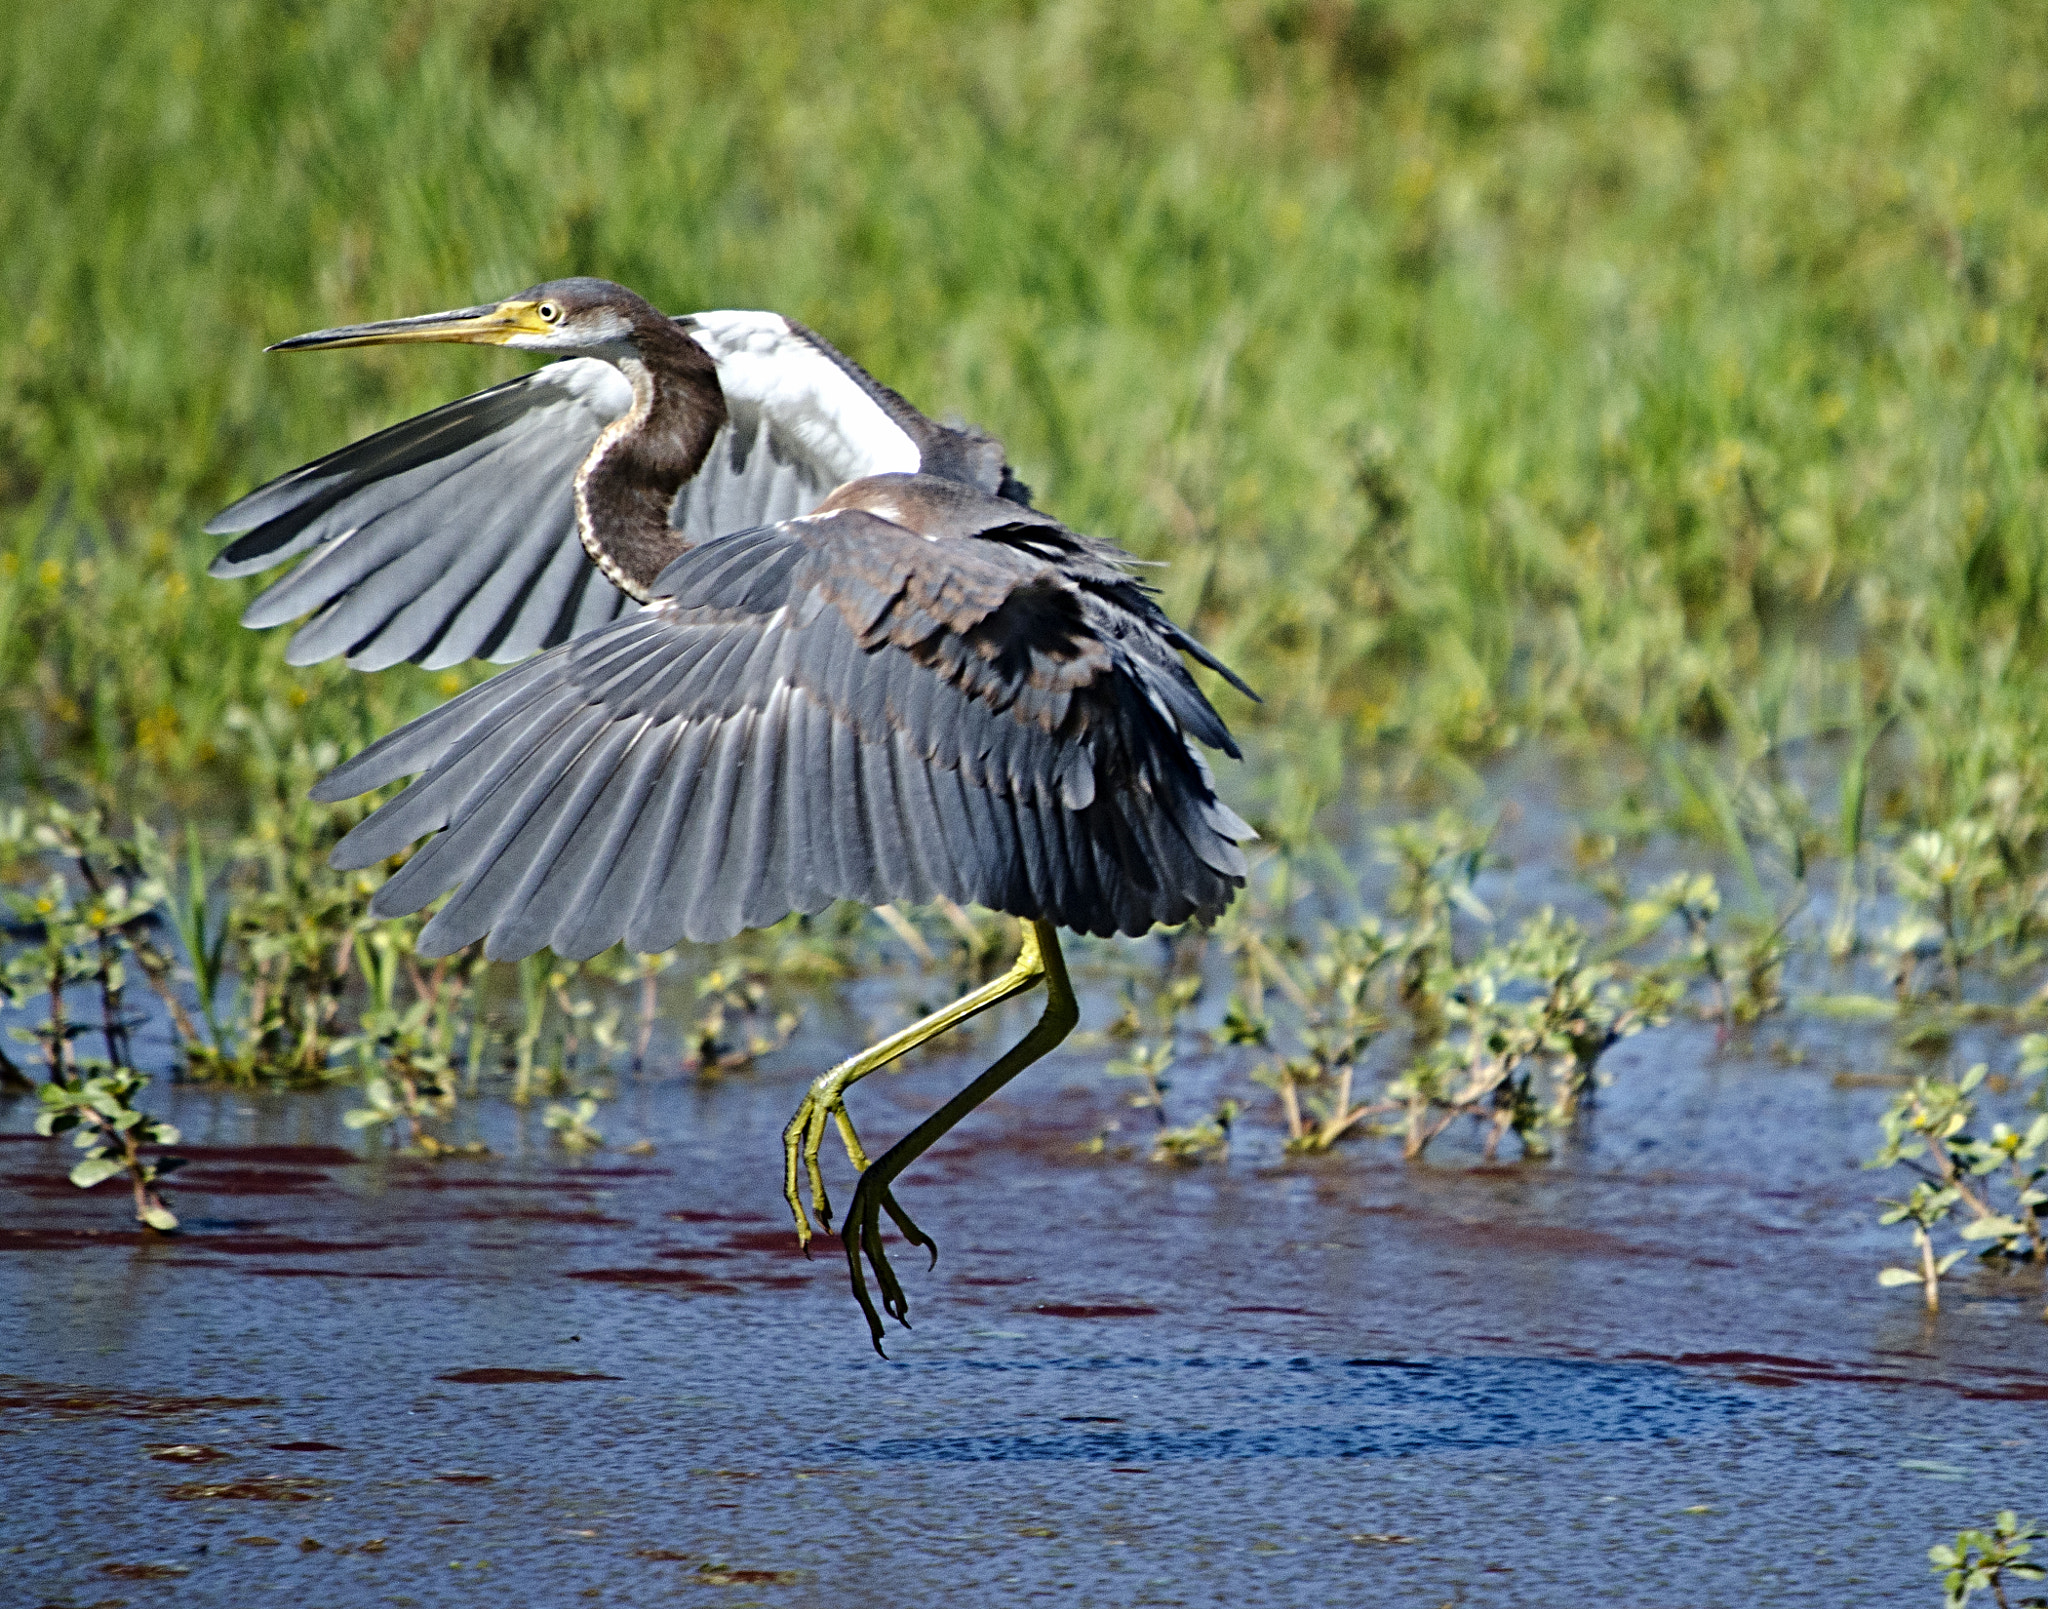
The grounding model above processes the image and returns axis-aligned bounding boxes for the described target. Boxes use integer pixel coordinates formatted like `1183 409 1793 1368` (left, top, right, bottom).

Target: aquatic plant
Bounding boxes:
1084 963 1252 1164
1378 812 1494 1033
33 1068 181 1230
543 1092 607 1154
1390 909 1668 1160
1151 1098 1240 1165
0 808 186 1227
1887 823 2017 1003
0 805 169 1080
0 788 834 1201
1245 918 1395 1153
1222 818 1685 1164
1929 1512 2046 1609
1100 971 1202 1119
1866 1062 2047 1311
1105 1037 1177 1122
680 965 801 1076
333 918 492 1155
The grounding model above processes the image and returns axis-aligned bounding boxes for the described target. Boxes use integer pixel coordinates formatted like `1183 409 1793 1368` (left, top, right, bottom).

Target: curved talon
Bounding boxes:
841 1177 896 1354
838 1166 944 1351
867 1212 907 1326
880 1188 938 1270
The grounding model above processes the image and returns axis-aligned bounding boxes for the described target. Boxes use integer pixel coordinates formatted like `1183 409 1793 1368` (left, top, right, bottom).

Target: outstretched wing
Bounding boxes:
208 360 637 671
315 512 1252 959
207 313 937 671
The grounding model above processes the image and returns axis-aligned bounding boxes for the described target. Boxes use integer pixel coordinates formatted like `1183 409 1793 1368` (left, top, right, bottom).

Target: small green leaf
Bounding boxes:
141 1206 179 1232
1801 992 1898 1021
341 1108 386 1130
69 1156 126 1189
1877 1267 1923 1286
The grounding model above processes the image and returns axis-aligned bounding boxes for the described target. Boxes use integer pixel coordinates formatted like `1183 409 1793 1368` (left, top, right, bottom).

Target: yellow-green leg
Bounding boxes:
781 920 1053 1249
842 920 1078 1354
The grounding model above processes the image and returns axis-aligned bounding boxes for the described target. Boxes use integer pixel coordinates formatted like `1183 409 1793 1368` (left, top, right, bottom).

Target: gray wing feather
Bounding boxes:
317 512 1251 959
211 361 637 670
670 714 752 945
378 699 603 907
550 717 682 959
622 719 720 955
856 719 919 903
728 695 788 933
490 720 652 958
411 708 616 954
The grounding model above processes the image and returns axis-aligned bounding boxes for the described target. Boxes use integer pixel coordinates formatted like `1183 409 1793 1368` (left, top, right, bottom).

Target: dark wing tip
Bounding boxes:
1184 636 1259 704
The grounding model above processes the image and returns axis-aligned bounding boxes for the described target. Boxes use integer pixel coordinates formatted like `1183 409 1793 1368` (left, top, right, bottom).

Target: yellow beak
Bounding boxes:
268 299 552 352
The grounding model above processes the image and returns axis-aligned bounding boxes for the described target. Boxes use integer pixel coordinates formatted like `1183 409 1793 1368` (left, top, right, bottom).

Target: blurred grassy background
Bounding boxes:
5 0 2048 824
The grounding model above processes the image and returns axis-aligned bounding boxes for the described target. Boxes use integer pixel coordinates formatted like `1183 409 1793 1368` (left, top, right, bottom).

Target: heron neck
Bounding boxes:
574 325 727 600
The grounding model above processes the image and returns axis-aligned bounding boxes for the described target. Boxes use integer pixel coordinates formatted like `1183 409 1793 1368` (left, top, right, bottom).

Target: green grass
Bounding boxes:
6 0 2048 820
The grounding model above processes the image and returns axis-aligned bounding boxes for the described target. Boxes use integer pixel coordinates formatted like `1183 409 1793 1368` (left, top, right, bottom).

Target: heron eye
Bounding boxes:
539 302 560 323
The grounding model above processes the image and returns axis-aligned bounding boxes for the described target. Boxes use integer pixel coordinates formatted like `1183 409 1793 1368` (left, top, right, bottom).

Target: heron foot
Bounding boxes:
781 1075 936 1258
842 1163 937 1351
781 1069 869 1246
778 922 1054 1252
835 921 1079 1356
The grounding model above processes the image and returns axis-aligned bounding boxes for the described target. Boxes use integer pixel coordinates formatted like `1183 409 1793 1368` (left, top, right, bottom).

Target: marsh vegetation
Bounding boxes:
5 6 2048 1593
4 0 2047 1277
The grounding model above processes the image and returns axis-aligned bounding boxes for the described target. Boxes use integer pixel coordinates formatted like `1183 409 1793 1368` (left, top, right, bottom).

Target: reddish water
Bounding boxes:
5 997 2046 1608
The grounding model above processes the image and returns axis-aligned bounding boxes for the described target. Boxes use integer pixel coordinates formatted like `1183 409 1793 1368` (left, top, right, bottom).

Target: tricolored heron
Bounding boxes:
209 278 1254 1349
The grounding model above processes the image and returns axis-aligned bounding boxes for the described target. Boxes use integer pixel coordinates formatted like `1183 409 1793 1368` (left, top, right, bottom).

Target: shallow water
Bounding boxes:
6 1002 2046 1608
7 755 2048 1605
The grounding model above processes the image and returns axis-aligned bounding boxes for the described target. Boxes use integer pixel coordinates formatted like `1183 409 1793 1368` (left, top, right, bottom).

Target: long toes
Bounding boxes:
859 1192 912 1326
843 1177 914 1331
865 1211 910 1327
783 1099 823 1236
879 1187 938 1270
840 1213 889 1355
803 1113 835 1228
782 1145 806 1227
783 1169 814 1245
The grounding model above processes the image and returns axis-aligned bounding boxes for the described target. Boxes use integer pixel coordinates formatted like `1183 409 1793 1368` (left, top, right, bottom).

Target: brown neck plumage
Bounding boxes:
574 317 727 600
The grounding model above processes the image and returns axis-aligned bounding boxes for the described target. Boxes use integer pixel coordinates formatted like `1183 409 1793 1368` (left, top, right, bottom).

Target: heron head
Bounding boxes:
268 277 658 356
